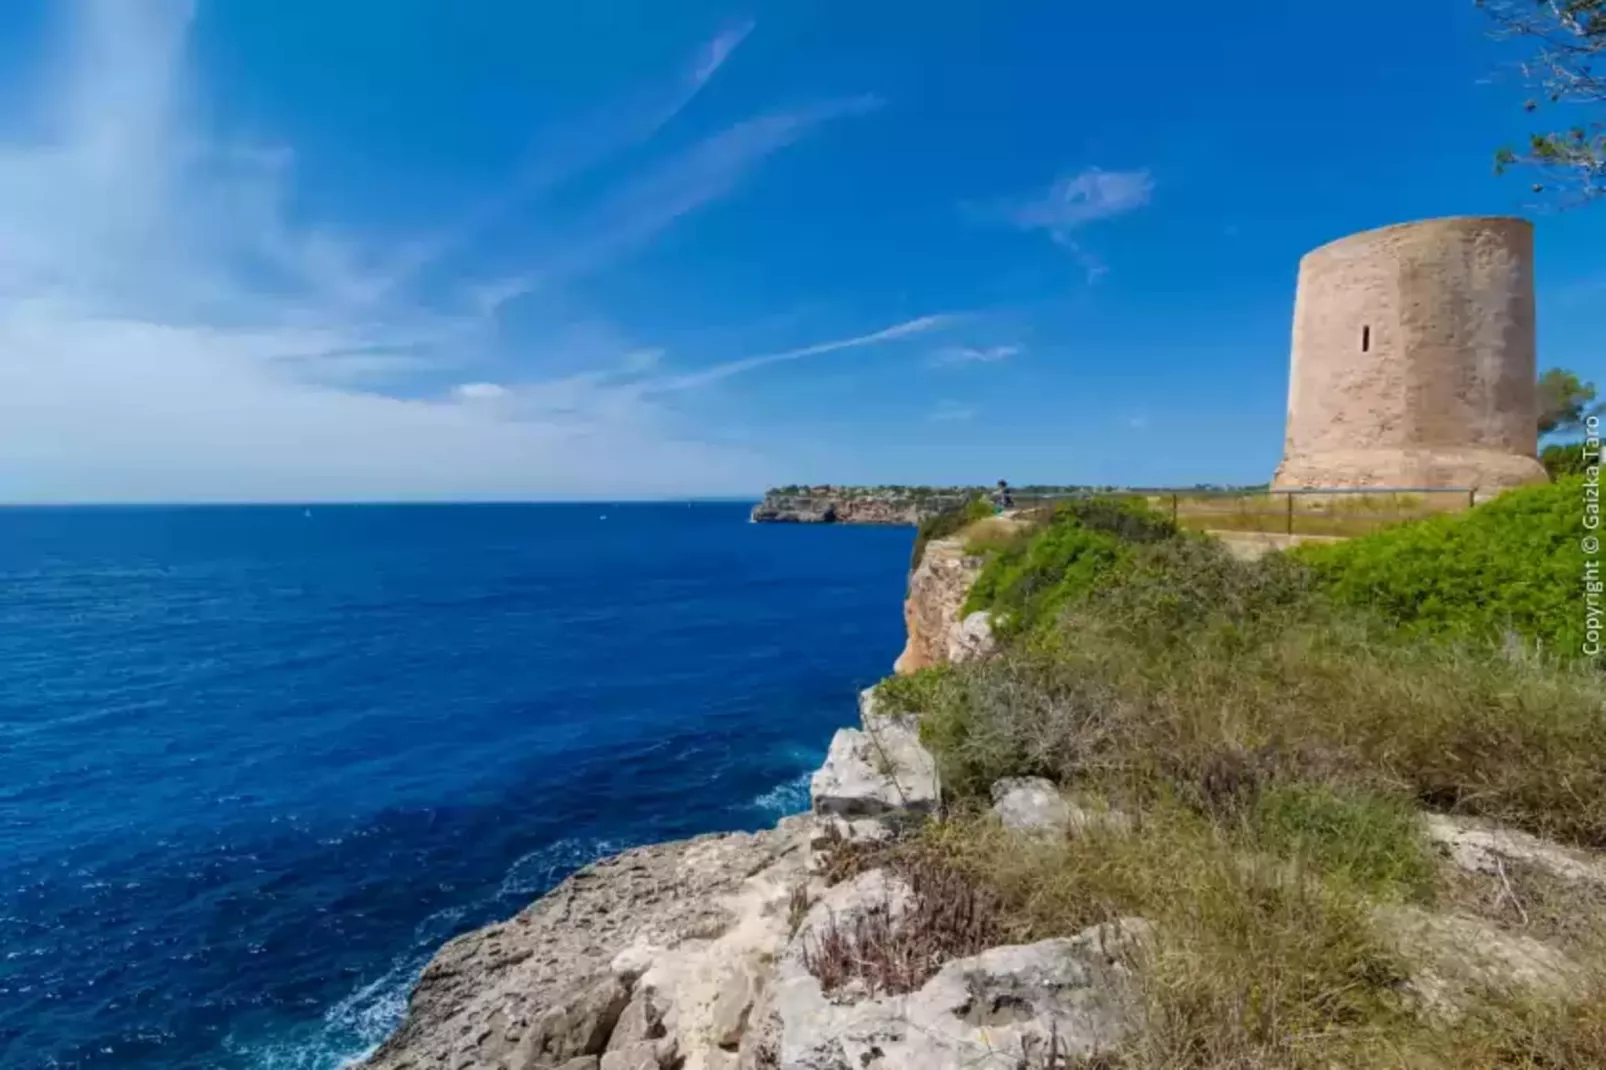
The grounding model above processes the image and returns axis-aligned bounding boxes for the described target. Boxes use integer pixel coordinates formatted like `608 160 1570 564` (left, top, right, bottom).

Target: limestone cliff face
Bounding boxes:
750 491 967 526
893 538 994 675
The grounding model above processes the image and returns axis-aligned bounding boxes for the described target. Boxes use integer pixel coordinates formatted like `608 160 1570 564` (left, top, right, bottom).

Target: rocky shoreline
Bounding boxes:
363 533 1606 1069
748 489 974 526
359 537 1012 1069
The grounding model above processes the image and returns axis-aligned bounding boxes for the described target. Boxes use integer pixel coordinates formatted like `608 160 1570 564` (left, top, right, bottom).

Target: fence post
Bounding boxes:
1285 492 1294 536
1467 488 1476 510
1171 492 1178 525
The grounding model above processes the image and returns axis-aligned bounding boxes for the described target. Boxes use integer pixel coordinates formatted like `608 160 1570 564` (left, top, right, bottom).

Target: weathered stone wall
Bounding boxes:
1273 216 1547 493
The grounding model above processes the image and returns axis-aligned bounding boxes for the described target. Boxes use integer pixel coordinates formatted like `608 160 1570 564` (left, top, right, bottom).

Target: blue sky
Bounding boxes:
0 0 1600 501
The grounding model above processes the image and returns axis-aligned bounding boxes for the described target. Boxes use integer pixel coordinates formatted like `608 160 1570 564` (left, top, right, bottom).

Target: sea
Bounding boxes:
0 503 913 1070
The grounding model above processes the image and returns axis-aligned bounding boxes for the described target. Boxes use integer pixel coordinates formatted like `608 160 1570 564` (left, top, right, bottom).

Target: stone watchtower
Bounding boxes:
1272 216 1547 493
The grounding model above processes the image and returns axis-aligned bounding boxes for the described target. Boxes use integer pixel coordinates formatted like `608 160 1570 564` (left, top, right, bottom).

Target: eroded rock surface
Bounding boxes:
363 819 812 1070
990 778 1073 835
1425 814 1606 889
945 610 997 665
1374 904 1584 1018
751 870 1149 1070
894 539 985 675
750 493 958 526
809 690 939 828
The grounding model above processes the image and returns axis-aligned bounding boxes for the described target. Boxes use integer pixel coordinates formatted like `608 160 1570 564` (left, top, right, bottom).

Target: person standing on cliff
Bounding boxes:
993 479 1013 512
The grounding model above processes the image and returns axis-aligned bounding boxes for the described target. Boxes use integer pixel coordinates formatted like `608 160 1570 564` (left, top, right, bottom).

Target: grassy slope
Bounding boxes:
865 485 1606 1067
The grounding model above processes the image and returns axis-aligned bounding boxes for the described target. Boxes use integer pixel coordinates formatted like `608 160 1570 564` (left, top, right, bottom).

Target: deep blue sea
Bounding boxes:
0 503 912 1070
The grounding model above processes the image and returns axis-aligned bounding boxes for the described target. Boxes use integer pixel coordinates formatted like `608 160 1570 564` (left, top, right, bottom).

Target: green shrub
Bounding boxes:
1542 441 1594 479
873 665 957 716
961 522 1125 634
1250 783 1438 900
909 496 995 569
1051 494 1178 544
1294 477 1587 655
1074 533 1315 653
914 526 1606 846
960 496 1176 635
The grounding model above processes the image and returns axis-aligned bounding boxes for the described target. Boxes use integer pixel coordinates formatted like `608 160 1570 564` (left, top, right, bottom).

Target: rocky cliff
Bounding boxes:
749 489 971 526
361 520 1601 1069
891 537 995 675
362 533 1010 1070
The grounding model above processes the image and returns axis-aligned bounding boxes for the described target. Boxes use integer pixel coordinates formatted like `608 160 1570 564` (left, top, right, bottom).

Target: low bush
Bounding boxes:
1542 441 1593 479
873 664 957 717
916 807 1426 1068
913 803 1606 1069
801 848 1007 997
1294 477 1586 655
909 495 995 569
922 534 1606 846
960 496 1175 636
1249 783 1438 901
879 480 1606 1065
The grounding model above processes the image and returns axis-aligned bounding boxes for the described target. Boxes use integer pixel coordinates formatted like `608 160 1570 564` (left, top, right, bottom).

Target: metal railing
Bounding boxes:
1154 487 1477 538
1008 486 1479 538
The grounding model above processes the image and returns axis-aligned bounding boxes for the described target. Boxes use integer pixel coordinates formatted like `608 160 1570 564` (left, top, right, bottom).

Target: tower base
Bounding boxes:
1272 448 1548 500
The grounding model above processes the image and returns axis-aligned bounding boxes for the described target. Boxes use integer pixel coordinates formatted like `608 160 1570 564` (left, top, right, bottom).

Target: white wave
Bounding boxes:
230 954 416 1070
750 769 812 817
497 836 624 900
231 837 643 1069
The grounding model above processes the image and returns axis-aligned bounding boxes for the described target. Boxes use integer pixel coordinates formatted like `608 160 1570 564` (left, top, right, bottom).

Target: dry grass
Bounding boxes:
877 500 1606 1065
801 848 1008 997
909 806 1606 1069
1440 857 1606 959
961 514 1031 555
907 537 1606 847
1150 490 1474 538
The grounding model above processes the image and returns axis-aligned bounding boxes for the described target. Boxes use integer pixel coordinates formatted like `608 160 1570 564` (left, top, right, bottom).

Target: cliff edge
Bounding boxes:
892 537 994 674
749 488 970 526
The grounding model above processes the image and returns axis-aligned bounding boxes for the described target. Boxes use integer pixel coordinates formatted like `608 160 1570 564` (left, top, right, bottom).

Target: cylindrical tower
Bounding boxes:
1272 216 1547 493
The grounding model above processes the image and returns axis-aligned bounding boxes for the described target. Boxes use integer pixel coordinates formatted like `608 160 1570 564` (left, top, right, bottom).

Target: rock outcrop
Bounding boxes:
366 684 956 1069
893 539 990 675
990 779 1132 839
750 490 968 526
363 821 813 1070
749 869 1149 1070
809 689 940 829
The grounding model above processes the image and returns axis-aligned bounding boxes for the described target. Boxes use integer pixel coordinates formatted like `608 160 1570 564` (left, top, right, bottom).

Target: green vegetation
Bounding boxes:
866 483 1606 1064
1544 440 1595 477
960 496 1176 633
1169 488 1473 538
1479 0 1604 203
1249 783 1439 900
1538 367 1602 435
1293 476 1586 654
909 495 995 568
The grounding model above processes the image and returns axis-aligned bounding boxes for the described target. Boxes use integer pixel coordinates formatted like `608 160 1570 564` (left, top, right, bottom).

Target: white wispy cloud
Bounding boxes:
452 382 512 402
929 400 975 422
930 344 1020 366
655 313 958 391
522 95 882 291
694 19 755 83
972 167 1152 281
0 1 871 502
1011 168 1155 235
374 19 759 297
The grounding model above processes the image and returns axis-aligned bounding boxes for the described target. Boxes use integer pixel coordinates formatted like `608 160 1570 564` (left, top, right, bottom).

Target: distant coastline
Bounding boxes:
747 483 1266 525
